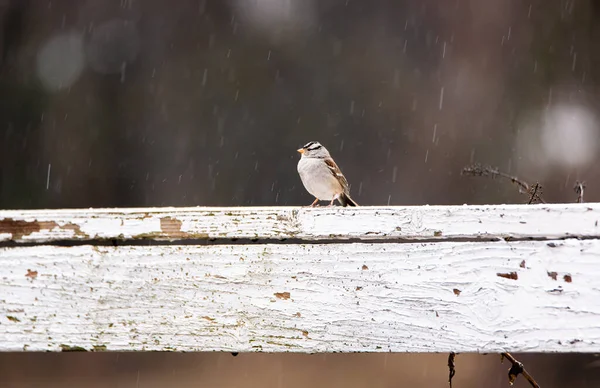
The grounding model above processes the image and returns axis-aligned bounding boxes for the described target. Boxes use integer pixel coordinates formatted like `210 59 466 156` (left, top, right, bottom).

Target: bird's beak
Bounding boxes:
297 148 305 154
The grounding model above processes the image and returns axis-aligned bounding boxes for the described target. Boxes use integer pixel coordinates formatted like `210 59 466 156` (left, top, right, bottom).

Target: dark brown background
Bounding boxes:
1 0 599 386
0 352 599 387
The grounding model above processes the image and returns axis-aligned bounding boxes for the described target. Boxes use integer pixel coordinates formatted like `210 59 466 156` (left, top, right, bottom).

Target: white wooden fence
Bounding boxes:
1 204 599 352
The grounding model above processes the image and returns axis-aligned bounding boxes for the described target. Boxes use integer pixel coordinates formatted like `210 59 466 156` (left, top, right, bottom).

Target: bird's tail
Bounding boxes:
339 193 358 207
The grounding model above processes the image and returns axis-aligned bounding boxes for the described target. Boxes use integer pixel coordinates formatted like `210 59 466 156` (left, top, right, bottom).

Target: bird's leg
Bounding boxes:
310 198 320 207
328 194 339 207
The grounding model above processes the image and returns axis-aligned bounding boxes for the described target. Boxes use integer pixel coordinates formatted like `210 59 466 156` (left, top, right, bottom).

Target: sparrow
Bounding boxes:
296 141 358 207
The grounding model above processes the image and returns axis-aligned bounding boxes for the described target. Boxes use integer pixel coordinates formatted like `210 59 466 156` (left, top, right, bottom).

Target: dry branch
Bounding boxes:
501 352 540 388
448 352 456 388
574 181 586 203
461 164 545 204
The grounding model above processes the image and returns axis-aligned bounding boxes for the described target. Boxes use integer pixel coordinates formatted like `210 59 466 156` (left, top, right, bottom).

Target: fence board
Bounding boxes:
1 204 599 243
1 239 599 352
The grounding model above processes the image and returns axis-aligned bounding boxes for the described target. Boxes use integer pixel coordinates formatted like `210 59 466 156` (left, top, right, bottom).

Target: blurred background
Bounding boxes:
1 0 599 209
1 0 599 387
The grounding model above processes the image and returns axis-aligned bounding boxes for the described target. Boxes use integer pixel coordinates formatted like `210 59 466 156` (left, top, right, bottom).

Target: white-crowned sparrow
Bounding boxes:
297 141 358 207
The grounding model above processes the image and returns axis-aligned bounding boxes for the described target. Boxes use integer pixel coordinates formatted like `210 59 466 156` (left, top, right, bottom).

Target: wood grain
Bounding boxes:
1 239 599 352
1 203 599 243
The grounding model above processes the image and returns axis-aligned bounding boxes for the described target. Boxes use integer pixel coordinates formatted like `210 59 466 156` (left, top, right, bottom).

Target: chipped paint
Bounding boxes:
497 272 519 280
274 292 291 300
160 216 183 237
1 240 599 353
0 218 85 241
0 219 58 240
60 344 87 352
0 203 599 243
25 269 37 280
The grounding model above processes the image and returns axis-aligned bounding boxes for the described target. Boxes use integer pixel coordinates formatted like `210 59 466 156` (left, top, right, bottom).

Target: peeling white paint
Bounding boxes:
1 240 599 352
0 203 599 242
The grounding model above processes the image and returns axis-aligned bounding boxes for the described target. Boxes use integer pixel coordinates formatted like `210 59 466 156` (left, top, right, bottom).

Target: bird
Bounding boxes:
296 141 358 207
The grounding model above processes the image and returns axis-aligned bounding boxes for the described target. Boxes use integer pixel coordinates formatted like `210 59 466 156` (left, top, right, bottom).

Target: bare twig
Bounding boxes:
462 164 529 193
448 352 456 388
501 352 540 388
527 183 544 205
462 164 546 204
574 181 586 203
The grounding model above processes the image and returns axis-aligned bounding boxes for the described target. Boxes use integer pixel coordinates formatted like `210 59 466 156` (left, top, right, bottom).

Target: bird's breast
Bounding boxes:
297 158 339 199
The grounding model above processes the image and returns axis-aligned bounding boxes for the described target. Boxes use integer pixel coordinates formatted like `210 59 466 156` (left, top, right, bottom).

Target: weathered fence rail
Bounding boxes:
1 204 599 352
1 204 599 242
